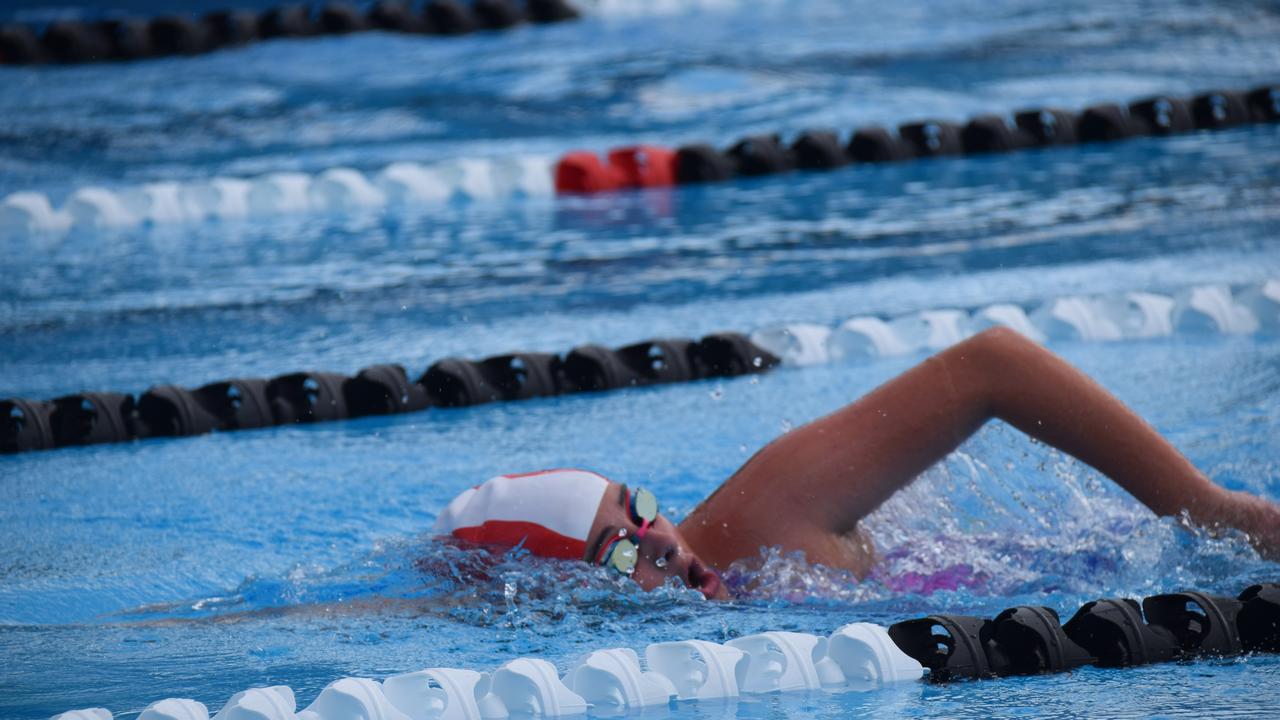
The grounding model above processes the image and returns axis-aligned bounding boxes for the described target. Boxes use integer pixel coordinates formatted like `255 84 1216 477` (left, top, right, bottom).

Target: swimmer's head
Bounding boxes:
434 469 727 600
583 477 728 600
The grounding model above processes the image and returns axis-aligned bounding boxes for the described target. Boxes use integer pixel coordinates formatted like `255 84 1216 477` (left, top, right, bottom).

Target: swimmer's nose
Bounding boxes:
637 524 691 581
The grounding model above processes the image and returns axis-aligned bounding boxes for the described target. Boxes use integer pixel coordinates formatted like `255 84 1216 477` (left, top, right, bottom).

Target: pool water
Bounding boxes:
2 0 1280 718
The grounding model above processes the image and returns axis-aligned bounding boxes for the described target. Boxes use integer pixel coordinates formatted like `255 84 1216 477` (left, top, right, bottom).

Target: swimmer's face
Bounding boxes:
584 481 728 600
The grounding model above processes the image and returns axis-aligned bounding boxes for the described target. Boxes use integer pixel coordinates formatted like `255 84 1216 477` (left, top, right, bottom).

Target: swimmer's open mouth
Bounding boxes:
687 559 723 600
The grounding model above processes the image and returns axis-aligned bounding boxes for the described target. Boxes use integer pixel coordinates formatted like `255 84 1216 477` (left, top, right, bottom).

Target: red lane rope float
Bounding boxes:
552 83 1280 196
554 146 678 194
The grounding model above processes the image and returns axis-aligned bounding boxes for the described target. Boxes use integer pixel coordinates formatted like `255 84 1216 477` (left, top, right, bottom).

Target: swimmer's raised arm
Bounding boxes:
682 327 1280 568
437 328 1277 598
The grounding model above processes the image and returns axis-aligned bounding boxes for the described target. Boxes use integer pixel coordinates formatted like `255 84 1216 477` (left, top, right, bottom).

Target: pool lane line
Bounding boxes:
48 583 1280 719
2 85 1276 243
1 156 557 240
3 279 1277 456
0 332 779 455
0 0 581 66
553 84 1280 194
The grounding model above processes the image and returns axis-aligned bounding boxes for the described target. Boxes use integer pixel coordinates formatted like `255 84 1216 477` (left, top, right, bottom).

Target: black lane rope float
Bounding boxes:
0 0 581 66
0 333 779 455
553 84 1280 195
888 582 1280 681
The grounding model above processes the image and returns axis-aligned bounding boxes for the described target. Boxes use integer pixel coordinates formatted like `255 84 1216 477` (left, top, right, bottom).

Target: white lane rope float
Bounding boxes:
49 580 1280 719
0 156 556 240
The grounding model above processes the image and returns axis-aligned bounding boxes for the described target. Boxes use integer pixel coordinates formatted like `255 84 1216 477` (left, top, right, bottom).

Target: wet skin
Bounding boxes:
584 481 729 600
587 328 1280 599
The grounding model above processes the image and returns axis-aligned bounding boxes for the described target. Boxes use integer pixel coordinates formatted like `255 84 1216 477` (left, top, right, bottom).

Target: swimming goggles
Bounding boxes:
594 487 660 576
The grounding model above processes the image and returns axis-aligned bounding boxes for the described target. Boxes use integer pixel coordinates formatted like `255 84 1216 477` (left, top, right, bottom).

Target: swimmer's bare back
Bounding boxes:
680 327 1280 571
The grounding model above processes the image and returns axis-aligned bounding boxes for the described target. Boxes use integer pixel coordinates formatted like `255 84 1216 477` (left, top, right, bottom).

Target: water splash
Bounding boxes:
109 533 717 633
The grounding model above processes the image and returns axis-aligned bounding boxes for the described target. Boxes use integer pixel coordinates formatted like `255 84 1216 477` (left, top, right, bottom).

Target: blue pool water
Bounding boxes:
2 0 1280 717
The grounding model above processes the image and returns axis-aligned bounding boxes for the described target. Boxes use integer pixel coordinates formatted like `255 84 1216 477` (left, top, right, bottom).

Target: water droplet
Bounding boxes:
738 444 748 454
780 419 793 432
655 557 668 569
752 356 763 368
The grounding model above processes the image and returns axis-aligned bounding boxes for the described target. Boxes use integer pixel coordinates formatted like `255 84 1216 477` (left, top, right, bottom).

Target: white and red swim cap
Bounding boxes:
434 469 610 560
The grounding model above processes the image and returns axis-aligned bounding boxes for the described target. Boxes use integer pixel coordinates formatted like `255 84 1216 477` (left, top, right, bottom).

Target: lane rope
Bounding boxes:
3 84 1275 242
553 85 1280 194
48 582 1280 719
0 156 556 240
0 0 582 67
0 332 779 454
4 279 1277 455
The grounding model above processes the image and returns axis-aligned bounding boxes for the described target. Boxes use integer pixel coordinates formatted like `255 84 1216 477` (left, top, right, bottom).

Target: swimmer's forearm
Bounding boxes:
942 327 1224 520
945 328 1280 559
718 327 1278 561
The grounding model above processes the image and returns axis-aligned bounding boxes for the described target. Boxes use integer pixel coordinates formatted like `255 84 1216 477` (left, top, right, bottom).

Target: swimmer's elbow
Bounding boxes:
931 325 1043 422
969 325 1037 355
950 326 1044 383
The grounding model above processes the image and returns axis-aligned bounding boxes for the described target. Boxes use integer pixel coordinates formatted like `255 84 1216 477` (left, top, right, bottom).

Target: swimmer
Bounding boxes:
436 327 1280 600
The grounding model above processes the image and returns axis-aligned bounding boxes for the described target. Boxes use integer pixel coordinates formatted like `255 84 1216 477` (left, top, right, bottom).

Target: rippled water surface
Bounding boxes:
2 0 1280 718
